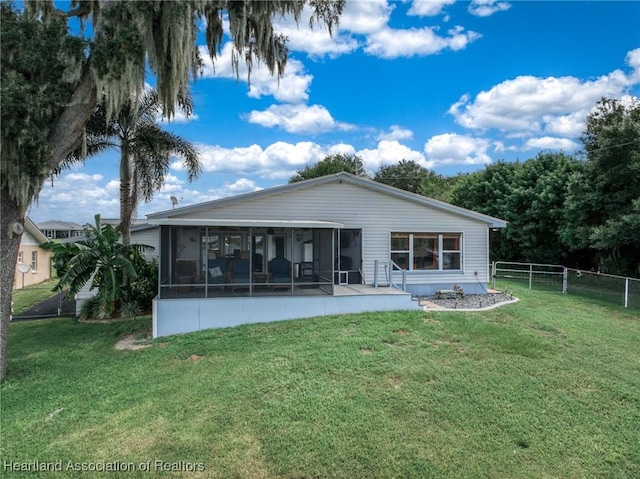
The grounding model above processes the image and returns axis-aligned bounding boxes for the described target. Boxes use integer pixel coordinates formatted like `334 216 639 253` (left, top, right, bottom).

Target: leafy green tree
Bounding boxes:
65 90 200 246
560 98 640 274
0 0 344 380
373 160 429 193
419 172 461 202
449 161 519 261
451 154 584 265
507 153 584 264
39 241 81 278
290 154 368 182
53 215 152 319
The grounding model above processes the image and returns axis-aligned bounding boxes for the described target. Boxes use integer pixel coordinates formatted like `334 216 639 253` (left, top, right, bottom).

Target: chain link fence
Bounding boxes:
11 284 75 320
566 268 640 310
492 262 640 310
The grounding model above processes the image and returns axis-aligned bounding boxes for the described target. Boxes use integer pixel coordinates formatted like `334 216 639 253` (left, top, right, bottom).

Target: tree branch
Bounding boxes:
49 63 97 171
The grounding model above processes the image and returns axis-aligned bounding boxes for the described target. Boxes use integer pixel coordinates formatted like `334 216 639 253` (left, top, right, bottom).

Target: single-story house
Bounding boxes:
14 217 52 289
147 172 507 338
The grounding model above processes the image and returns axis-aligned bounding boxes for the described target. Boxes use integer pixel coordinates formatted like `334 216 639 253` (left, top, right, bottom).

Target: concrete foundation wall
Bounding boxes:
153 293 421 338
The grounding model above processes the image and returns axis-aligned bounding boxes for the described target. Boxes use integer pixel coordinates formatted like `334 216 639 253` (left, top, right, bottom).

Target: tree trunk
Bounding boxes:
0 188 26 381
0 66 97 383
119 146 132 247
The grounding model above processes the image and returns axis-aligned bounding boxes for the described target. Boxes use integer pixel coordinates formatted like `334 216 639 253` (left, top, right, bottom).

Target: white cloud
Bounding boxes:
625 48 640 82
377 125 414 141
184 141 328 179
449 50 640 136
246 103 354 134
327 143 357 157
364 25 481 58
208 178 263 198
200 44 313 103
158 109 199 124
174 139 432 181
273 6 360 58
468 0 511 17
408 0 456 17
523 137 580 152
357 140 428 172
32 172 120 223
339 0 394 35
424 133 492 166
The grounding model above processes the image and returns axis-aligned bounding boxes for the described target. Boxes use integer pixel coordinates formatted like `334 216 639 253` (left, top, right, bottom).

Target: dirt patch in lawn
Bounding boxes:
114 334 152 351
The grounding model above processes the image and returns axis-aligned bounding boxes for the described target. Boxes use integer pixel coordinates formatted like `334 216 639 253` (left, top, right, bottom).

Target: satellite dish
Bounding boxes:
170 196 179 209
17 263 31 274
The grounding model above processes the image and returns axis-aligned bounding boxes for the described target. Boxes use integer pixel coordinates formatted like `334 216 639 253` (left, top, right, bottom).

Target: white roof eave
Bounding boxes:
147 218 345 229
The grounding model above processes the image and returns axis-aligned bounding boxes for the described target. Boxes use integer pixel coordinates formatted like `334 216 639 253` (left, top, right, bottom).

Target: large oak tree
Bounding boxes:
0 0 344 381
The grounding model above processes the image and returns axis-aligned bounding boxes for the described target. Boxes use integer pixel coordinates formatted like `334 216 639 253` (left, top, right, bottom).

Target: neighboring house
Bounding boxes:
14 218 52 289
38 220 84 240
147 172 507 338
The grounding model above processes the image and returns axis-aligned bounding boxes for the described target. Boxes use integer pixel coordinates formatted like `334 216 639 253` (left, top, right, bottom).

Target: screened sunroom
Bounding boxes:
153 220 342 299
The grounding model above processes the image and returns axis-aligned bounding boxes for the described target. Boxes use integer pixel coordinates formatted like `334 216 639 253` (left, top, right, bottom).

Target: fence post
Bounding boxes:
491 261 495 289
625 278 629 308
562 267 568 294
529 264 533 290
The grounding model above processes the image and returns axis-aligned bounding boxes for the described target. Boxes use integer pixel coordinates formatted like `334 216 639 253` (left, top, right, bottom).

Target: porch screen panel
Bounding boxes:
159 226 171 298
315 229 334 294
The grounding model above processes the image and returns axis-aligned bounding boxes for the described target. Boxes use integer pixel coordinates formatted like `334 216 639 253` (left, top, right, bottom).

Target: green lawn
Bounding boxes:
11 277 62 314
2 287 639 478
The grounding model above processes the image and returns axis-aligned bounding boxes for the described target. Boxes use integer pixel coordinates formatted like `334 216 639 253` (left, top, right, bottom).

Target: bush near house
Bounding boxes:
47 215 154 320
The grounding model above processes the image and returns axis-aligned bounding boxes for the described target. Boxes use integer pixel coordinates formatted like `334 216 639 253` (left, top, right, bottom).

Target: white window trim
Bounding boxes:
31 250 38 272
390 232 463 272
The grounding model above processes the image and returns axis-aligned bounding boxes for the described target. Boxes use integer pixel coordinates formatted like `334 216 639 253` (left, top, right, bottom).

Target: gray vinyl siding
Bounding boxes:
179 181 491 286
131 228 159 260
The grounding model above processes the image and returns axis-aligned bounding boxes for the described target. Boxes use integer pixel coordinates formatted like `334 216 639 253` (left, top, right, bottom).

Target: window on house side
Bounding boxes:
31 251 38 272
390 233 462 271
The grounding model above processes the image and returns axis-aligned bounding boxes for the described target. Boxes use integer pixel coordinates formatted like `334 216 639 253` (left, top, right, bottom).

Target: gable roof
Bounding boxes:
25 217 48 244
147 172 507 228
37 220 84 230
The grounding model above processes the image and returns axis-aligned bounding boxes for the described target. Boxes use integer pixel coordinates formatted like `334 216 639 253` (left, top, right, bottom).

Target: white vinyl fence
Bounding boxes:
492 261 640 310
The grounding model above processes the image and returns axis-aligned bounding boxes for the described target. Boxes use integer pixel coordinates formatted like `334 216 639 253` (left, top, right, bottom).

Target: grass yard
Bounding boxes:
2 287 639 478
11 277 62 314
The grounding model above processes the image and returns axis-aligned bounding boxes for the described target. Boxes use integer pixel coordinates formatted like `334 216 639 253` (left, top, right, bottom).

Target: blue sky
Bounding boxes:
29 0 640 225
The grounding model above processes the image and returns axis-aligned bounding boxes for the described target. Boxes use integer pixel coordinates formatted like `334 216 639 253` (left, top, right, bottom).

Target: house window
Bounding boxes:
18 251 23 264
390 233 462 271
31 251 38 271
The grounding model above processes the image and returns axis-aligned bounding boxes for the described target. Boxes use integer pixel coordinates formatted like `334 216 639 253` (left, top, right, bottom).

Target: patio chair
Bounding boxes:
207 258 227 285
175 260 197 292
229 258 250 289
269 257 291 285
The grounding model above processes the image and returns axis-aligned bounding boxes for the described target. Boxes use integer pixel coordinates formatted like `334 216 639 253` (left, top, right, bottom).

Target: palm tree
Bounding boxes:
80 89 201 245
